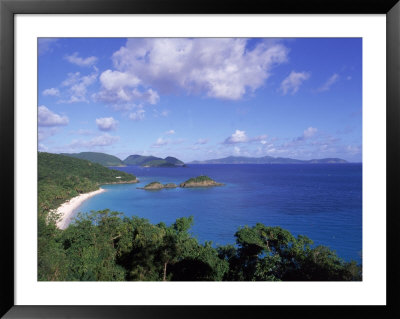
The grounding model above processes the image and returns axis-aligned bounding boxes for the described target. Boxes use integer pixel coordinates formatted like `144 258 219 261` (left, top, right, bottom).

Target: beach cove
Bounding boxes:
56 188 106 229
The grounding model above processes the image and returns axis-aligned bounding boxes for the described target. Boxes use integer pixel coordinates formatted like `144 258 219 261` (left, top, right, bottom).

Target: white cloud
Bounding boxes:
317 73 339 92
234 146 241 155
280 71 310 95
38 143 48 151
94 70 159 105
69 133 119 149
100 70 140 91
346 145 360 154
129 109 145 121
224 130 248 144
165 130 175 135
152 137 168 148
59 69 98 103
65 52 98 67
223 131 267 145
106 38 288 101
96 117 118 131
303 127 318 138
38 105 69 127
293 127 318 142
42 88 60 96
151 137 185 148
38 127 59 141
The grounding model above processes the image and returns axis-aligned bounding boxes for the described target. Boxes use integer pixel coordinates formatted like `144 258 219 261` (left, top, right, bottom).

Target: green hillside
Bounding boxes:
38 152 137 214
61 152 125 166
124 154 185 167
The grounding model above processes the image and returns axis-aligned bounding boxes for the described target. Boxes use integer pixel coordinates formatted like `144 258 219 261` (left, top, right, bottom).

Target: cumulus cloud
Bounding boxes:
103 38 288 101
317 73 339 92
346 145 360 155
38 105 69 127
42 88 60 96
303 127 318 138
224 130 248 144
38 127 59 141
152 137 168 148
223 130 267 144
129 109 145 121
94 70 159 105
38 143 48 151
151 137 185 148
96 117 118 131
65 52 98 67
280 71 310 95
69 133 119 149
165 130 175 135
295 127 318 142
59 69 98 103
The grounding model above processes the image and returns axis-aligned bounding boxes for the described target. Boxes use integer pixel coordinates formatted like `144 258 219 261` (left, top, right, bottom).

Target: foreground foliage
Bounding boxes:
38 152 361 281
38 210 361 281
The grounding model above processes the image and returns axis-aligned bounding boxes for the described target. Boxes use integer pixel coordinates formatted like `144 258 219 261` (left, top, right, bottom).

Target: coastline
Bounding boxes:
56 188 106 230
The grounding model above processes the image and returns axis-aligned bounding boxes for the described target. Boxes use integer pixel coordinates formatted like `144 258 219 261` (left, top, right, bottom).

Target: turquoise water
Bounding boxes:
75 164 362 263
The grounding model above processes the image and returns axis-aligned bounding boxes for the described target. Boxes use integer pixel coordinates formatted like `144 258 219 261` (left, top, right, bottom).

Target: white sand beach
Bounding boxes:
56 188 106 229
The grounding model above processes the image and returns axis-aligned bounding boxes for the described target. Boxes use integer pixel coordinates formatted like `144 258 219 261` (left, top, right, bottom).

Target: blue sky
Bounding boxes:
38 38 362 162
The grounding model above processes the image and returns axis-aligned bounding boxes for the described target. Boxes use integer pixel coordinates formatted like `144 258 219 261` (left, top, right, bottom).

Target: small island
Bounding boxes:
180 175 224 188
140 182 164 190
138 176 223 190
139 182 178 190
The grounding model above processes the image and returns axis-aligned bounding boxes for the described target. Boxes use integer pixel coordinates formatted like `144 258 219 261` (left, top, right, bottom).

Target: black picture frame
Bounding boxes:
1 0 399 318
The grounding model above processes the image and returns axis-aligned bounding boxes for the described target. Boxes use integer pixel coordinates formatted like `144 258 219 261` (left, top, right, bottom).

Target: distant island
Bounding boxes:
124 155 185 167
140 176 223 190
61 152 126 167
60 152 186 168
189 156 348 165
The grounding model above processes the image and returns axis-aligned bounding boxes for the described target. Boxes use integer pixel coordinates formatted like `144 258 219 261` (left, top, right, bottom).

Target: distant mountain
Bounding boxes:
61 152 125 166
123 155 185 167
189 156 348 164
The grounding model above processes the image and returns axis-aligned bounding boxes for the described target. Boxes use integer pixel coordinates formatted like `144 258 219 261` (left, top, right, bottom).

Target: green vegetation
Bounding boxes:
38 152 138 279
38 153 361 281
180 175 223 187
61 152 125 166
142 182 164 190
38 210 361 281
183 175 213 183
38 152 137 214
123 154 184 167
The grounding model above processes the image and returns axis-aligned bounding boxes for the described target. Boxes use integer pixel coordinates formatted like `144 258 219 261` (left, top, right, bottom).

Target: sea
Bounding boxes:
75 164 362 263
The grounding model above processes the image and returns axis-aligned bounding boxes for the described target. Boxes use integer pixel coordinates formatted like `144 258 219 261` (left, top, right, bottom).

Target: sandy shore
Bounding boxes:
56 188 106 230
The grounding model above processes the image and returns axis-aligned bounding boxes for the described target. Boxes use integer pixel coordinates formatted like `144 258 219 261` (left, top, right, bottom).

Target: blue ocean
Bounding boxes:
76 164 362 263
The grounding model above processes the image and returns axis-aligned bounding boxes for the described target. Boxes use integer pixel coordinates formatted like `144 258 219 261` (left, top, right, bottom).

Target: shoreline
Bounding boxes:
56 188 106 230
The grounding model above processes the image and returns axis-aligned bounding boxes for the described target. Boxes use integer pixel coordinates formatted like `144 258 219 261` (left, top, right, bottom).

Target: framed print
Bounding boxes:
1 0 399 318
